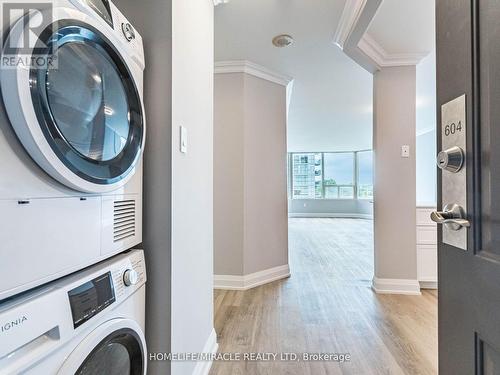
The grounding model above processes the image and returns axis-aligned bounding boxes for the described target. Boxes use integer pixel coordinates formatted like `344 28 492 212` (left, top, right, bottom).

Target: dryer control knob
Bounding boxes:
123 269 139 286
122 22 136 42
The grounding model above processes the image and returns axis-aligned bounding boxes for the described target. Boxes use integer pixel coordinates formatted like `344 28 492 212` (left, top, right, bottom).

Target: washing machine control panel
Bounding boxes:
111 251 146 299
123 268 139 286
67 250 146 328
68 271 116 328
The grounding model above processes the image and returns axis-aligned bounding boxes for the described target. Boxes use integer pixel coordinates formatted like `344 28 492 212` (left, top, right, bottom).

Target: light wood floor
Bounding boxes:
210 218 438 375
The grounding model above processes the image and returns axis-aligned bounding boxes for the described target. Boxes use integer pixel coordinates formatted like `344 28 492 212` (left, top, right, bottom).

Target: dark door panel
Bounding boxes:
437 0 500 373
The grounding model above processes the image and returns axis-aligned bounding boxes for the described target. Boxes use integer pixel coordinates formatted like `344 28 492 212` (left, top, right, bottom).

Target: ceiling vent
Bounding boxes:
272 34 294 48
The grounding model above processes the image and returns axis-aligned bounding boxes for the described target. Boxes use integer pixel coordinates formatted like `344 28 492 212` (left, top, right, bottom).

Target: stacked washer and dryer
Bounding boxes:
0 0 147 373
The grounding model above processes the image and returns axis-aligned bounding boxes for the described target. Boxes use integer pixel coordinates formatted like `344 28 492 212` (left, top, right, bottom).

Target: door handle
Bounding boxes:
431 204 470 230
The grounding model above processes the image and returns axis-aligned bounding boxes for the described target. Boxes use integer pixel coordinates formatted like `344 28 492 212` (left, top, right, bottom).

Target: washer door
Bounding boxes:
58 319 147 375
1 8 145 193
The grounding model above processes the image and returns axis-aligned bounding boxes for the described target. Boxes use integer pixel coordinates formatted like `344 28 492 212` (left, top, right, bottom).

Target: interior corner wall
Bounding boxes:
373 66 418 281
213 73 245 276
243 74 289 275
113 1 173 374
214 72 288 277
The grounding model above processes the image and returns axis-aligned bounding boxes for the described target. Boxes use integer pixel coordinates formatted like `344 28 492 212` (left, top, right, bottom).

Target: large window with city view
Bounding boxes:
289 151 373 200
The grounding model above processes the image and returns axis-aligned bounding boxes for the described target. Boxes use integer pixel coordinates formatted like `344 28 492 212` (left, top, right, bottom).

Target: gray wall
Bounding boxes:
243 74 289 275
288 199 373 217
116 1 214 374
214 72 288 276
373 66 417 281
114 1 172 374
213 73 244 275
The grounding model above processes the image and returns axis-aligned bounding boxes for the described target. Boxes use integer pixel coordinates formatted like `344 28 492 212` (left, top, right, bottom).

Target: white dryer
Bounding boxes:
0 249 147 375
0 0 146 300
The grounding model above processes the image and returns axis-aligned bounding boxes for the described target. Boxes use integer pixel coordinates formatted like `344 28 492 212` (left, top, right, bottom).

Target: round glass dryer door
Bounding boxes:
28 22 144 190
46 42 131 163
0 14 145 193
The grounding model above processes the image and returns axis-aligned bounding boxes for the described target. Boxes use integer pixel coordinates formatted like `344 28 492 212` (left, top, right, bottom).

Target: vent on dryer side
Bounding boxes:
113 200 136 242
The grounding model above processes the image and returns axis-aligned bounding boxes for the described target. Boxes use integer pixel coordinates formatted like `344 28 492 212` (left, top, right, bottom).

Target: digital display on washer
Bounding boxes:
68 272 115 328
86 0 113 28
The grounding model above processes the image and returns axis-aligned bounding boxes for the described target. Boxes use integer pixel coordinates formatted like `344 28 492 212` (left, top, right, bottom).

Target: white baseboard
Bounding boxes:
192 328 218 375
419 280 438 289
214 264 290 290
288 213 373 219
372 277 422 295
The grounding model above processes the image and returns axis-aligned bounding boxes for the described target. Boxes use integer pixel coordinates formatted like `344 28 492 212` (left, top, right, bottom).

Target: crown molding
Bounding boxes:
333 0 367 49
214 60 294 87
358 33 429 68
333 0 430 71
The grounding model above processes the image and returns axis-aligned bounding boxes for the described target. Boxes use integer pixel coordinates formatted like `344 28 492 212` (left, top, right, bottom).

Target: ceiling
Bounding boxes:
367 0 435 56
214 0 436 152
215 0 373 152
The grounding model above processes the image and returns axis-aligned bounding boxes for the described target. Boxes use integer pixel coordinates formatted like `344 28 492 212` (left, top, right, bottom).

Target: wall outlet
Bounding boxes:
401 145 410 158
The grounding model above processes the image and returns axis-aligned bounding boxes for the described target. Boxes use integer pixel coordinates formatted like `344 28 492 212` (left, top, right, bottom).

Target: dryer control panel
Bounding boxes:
71 0 145 70
84 0 113 27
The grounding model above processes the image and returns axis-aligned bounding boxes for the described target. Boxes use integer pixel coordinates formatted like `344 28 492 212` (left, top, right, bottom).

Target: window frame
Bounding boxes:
289 150 373 201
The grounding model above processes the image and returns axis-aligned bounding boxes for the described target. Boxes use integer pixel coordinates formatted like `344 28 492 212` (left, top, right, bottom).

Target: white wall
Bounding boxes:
373 66 418 292
171 1 215 374
288 199 373 218
416 49 437 206
214 71 289 277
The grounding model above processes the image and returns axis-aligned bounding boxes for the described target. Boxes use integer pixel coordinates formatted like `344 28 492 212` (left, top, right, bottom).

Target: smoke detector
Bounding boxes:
272 34 294 48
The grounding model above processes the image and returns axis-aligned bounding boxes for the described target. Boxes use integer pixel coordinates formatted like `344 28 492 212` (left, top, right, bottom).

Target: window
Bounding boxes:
291 153 317 199
357 151 374 199
289 151 373 200
323 153 355 199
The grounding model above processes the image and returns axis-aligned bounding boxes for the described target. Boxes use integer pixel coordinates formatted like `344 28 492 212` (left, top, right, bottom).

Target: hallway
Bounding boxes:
211 218 437 375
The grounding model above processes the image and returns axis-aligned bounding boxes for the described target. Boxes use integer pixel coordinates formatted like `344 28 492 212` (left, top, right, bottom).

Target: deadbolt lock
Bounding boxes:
437 146 464 173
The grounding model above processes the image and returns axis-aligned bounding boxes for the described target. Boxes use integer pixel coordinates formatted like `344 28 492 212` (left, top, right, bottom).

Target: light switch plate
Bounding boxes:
401 145 410 158
180 126 187 153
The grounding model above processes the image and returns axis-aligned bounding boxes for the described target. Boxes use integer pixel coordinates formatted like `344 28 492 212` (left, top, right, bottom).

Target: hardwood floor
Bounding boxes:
210 218 438 375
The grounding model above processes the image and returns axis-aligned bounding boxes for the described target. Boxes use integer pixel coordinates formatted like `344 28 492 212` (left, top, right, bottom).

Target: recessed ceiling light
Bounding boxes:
272 34 294 48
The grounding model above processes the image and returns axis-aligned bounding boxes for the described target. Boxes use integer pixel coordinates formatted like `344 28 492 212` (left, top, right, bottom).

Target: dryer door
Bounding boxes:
58 319 147 375
1 8 145 193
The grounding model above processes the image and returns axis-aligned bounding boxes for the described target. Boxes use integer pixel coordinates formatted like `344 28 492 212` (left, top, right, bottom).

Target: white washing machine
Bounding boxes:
0 249 147 375
0 0 146 300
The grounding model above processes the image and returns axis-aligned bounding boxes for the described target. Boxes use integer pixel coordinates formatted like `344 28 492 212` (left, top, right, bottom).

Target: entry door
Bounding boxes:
437 0 500 374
